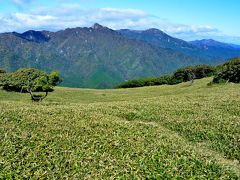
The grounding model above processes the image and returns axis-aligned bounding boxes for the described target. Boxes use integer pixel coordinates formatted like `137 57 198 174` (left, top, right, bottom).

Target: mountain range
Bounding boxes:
118 29 240 62
0 23 239 88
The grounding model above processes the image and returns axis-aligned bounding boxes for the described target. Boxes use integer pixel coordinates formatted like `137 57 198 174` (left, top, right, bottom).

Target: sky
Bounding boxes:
0 0 239 44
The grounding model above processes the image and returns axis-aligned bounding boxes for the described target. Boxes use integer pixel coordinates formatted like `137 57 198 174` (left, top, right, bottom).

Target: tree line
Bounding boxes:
0 57 239 100
116 58 240 88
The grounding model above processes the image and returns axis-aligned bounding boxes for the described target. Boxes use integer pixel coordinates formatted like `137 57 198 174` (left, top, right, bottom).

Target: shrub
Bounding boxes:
116 79 145 88
0 69 6 74
0 69 6 87
213 58 240 83
116 65 215 89
172 65 215 83
116 75 173 88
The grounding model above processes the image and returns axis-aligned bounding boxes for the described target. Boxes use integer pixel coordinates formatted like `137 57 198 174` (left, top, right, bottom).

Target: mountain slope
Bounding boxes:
190 39 240 49
0 24 198 88
118 29 240 63
0 24 239 88
118 29 196 51
13 30 50 43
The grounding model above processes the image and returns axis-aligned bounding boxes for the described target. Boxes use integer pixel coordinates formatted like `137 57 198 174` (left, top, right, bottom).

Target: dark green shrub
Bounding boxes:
0 69 6 74
116 79 145 88
213 58 240 83
0 69 6 87
116 65 215 89
172 65 215 82
116 75 174 88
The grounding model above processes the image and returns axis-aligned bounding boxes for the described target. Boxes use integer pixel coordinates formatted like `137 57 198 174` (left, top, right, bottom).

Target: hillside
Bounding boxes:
190 39 240 49
0 78 240 178
118 29 240 62
0 24 196 88
1 24 240 88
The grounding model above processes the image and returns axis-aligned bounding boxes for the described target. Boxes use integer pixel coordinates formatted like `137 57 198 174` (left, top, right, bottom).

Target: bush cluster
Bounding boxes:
213 58 240 83
116 75 174 88
172 65 215 83
0 69 6 74
117 65 215 88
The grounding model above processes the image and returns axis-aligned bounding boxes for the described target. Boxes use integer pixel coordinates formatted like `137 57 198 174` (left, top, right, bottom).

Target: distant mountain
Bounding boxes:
190 39 240 49
230 44 240 49
0 24 197 88
13 30 50 43
118 29 240 62
188 39 240 60
0 24 239 88
118 29 196 51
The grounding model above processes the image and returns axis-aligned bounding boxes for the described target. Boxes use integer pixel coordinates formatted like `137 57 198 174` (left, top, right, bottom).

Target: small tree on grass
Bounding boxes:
0 68 62 102
184 69 196 85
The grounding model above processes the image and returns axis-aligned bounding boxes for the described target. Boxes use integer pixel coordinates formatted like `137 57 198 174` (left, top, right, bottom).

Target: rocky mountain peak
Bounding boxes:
92 23 105 30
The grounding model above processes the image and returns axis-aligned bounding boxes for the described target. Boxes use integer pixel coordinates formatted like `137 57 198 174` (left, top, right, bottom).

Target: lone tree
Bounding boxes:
0 68 62 101
184 69 196 85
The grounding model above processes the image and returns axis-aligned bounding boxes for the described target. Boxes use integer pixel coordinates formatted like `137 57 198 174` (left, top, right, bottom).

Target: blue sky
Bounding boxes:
0 0 239 44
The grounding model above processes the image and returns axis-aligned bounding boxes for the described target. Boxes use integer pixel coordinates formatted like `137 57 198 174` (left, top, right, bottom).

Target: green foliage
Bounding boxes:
0 68 62 92
116 65 215 88
172 65 215 82
116 75 174 88
49 71 63 86
0 69 6 87
0 69 6 74
213 58 240 83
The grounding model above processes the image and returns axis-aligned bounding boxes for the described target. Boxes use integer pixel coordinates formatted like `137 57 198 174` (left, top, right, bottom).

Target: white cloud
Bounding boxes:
12 0 22 4
11 0 32 4
99 8 147 19
15 13 55 26
0 13 56 32
11 0 32 5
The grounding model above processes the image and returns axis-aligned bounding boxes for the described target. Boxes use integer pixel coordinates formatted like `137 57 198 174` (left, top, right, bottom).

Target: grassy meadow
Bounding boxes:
0 78 240 179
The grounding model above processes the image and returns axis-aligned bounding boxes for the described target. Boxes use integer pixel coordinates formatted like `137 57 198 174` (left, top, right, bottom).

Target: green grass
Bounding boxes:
0 78 240 179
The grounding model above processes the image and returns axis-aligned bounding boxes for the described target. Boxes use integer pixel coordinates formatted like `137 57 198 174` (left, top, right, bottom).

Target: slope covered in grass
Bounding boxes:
0 78 239 178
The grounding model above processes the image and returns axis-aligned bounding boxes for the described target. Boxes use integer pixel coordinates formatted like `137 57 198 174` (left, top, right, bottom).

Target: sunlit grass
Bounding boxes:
0 78 239 178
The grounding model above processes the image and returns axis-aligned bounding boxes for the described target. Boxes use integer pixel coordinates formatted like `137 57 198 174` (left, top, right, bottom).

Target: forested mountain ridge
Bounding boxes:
0 23 239 88
118 29 240 63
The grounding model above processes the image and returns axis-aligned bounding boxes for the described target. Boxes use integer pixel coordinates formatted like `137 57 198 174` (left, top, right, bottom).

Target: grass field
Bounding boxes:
0 78 240 179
